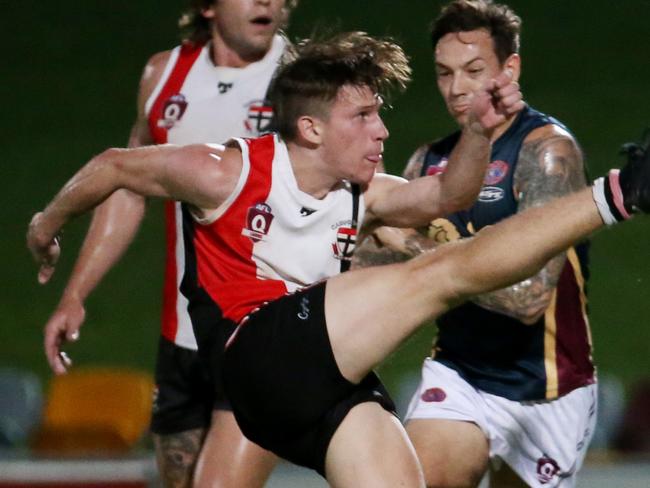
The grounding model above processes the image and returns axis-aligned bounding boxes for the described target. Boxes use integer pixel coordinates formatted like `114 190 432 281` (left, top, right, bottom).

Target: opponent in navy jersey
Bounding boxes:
422 105 594 402
37 2 298 486
31 31 539 483
351 2 595 487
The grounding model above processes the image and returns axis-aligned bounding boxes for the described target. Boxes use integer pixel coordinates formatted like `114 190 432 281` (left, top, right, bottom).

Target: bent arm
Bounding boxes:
470 125 587 323
364 70 524 229
365 127 490 229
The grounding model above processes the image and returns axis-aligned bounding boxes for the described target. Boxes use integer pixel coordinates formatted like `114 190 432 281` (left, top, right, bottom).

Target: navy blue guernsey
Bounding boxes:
421 106 595 401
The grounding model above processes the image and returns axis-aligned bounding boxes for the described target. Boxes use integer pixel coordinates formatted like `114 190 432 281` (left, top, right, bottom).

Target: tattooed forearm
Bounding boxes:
472 126 586 323
154 428 206 488
471 252 567 324
351 227 440 269
351 235 411 268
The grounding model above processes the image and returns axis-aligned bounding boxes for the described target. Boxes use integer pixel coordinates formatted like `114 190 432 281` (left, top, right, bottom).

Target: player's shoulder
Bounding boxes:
524 122 576 145
137 49 175 101
146 49 174 71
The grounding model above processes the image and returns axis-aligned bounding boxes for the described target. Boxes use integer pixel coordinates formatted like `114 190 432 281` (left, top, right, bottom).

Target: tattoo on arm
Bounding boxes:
471 129 587 323
402 145 428 181
351 235 411 268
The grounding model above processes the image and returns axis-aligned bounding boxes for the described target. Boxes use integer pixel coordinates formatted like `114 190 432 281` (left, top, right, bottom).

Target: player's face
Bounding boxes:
320 85 389 185
435 29 512 126
206 0 287 61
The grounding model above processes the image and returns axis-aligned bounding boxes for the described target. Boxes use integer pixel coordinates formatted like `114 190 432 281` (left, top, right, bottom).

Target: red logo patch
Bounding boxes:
157 93 188 129
421 387 447 402
484 160 509 185
242 203 274 242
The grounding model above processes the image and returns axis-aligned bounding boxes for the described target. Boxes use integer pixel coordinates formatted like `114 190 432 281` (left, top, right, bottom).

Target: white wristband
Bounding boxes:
592 177 618 226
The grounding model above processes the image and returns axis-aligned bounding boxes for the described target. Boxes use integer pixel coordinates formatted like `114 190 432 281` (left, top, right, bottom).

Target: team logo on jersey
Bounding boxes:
331 222 357 261
478 186 505 202
421 387 447 402
242 203 274 242
484 160 509 185
244 100 274 135
157 93 188 129
536 456 561 484
425 158 448 176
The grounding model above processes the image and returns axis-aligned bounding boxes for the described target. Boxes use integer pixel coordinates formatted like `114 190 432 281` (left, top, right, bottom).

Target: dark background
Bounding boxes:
3 1 649 400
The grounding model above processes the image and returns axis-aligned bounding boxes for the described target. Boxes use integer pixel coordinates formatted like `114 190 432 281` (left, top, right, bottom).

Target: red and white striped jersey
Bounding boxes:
186 134 364 323
146 35 287 349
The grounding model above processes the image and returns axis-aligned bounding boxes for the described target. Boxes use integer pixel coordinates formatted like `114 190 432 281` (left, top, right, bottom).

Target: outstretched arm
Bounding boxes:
28 142 239 372
31 51 169 374
28 143 237 263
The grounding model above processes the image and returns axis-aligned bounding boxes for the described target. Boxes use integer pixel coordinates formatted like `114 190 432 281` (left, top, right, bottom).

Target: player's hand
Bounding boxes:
468 69 524 136
27 212 61 284
44 296 85 375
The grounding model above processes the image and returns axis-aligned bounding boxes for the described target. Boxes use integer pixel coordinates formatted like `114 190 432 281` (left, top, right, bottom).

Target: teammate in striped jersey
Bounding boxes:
33 1 296 486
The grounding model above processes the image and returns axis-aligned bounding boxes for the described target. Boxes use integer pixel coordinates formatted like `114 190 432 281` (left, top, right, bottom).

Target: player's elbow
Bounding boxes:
92 148 122 173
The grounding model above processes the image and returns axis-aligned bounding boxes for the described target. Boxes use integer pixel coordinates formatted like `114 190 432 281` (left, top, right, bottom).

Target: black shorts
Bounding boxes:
150 336 231 435
222 282 396 476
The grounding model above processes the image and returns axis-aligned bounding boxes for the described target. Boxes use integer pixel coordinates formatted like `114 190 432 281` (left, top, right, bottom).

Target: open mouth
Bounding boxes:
251 16 272 26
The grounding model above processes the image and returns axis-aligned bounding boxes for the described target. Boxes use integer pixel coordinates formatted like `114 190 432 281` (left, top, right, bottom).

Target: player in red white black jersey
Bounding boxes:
35 1 296 486
28 30 650 486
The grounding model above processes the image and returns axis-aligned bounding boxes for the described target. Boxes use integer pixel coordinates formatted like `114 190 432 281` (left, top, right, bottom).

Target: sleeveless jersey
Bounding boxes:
180 134 363 327
145 35 287 349
421 106 594 401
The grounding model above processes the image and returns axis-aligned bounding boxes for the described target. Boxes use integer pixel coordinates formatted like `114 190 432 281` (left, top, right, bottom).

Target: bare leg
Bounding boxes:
154 428 207 488
407 419 489 488
325 402 425 488
193 410 278 488
325 188 602 383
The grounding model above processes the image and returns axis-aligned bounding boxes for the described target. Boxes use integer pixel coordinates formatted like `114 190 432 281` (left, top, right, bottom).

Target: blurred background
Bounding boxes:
2 0 650 485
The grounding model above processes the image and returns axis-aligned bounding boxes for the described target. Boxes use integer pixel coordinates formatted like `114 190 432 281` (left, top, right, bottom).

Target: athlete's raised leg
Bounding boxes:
325 187 610 384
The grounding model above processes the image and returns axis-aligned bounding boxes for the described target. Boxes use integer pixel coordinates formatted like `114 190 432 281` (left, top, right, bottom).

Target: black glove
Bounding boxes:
619 128 650 214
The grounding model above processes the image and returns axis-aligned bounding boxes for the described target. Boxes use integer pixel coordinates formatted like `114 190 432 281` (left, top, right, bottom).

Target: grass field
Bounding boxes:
3 0 649 414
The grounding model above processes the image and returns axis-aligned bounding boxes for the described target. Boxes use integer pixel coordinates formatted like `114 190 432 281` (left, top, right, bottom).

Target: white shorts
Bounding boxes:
405 359 597 487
